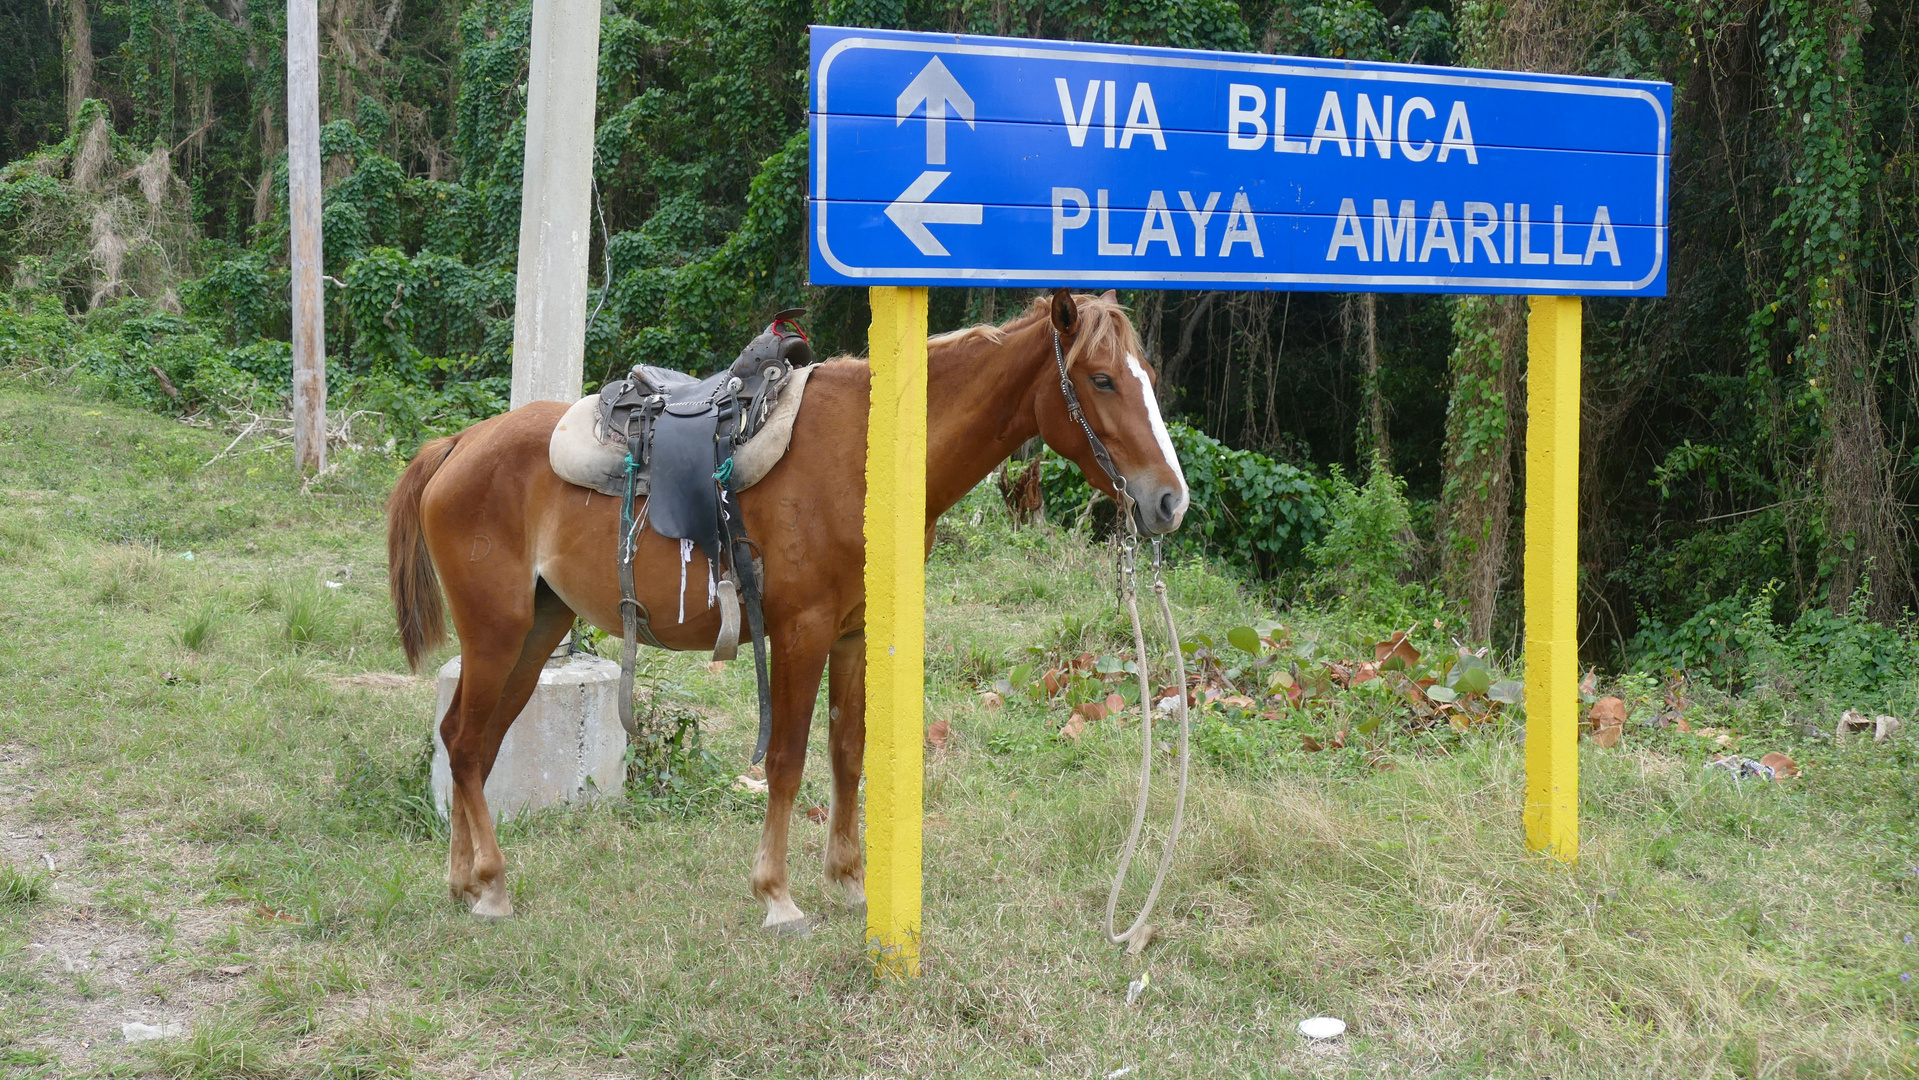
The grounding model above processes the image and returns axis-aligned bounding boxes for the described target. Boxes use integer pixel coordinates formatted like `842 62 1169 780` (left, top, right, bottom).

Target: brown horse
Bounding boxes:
386 288 1187 928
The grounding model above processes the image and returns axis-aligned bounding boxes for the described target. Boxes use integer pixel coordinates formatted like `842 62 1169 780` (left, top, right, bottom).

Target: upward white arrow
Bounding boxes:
896 56 975 166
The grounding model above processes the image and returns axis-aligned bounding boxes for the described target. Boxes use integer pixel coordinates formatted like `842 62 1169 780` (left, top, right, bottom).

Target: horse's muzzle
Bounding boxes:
1135 483 1187 534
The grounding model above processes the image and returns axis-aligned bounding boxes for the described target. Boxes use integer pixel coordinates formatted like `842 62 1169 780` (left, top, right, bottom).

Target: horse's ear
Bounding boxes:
1099 289 1118 304
1050 287 1078 337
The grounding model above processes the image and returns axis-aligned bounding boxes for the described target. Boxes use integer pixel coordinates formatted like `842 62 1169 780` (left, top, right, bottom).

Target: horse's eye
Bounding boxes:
1090 374 1116 391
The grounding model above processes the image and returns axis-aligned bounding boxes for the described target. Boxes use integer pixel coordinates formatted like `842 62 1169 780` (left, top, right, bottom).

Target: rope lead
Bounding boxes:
1105 519 1192 948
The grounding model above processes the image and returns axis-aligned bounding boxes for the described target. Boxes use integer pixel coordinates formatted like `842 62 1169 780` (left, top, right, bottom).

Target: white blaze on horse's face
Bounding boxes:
1125 353 1189 531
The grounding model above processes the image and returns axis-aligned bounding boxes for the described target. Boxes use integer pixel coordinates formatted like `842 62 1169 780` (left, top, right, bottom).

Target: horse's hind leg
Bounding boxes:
439 679 479 902
443 584 575 918
824 632 866 913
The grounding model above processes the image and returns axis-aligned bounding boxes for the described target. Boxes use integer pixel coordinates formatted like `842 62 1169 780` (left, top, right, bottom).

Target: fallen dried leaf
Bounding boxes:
1221 694 1256 708
1876 715 1903 742
1374 631 1420 668
1301 734 1323 752
1042 669 1067 697
1759 752 1799 779
705 660 726 675
1059 713 1087 742
746 763 765 781
1072 700 1109 724
1104 692 1126 716
215 964 248 977
805 804 829 823
1579 667 1599 697
1328 730 1347 749
979 691 1004 710
1350 662 1380 685
252 905 298 924
1591 725 1622 748
1588 696 1626 731
925 719 951 749
1073 652 1096 674
733 774 769 794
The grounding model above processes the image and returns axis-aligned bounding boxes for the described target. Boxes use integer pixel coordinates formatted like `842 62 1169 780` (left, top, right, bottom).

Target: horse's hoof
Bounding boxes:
471 893 514 919
766 916 811 937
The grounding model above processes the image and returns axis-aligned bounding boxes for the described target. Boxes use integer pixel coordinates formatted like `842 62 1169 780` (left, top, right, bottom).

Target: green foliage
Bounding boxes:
0 860 48 906
1305 456 1439 624
1040 421 1332 578
1631 582 1918 709
6 0 1919 667
333 734 443 841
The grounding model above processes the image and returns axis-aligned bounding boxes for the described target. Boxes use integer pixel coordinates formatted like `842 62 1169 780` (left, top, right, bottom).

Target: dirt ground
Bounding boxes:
2 745 247 1074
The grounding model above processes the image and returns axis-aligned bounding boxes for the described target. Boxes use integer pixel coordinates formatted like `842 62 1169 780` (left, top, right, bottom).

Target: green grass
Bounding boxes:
1 385 1917 1077
0 863 48 906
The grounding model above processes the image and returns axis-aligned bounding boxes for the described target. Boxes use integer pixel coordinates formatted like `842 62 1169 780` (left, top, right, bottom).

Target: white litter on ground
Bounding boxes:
1297 1016 1346 1040
122 1021 184 1042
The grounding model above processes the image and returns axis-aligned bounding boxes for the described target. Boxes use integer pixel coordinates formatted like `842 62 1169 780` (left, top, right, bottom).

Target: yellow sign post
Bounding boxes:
863 284 929 976
1523 295 1581 862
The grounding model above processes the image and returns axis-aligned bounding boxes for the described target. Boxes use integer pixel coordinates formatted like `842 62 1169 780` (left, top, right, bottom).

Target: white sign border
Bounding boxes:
812 33 1669 293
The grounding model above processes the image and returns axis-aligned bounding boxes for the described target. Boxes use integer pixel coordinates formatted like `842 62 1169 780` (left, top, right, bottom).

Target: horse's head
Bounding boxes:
1035 288 1189 534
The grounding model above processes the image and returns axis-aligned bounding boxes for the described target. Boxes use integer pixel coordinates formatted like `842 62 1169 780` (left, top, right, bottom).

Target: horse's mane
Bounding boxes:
927 293 1141 371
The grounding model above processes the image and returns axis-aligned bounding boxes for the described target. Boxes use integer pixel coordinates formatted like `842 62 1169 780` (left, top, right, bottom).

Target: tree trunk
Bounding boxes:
1361 293 1390 470
1438 296 1525 642
1820 279 1913 618
1340 293 1391 471
64 0 93 127
1807 0 1912 618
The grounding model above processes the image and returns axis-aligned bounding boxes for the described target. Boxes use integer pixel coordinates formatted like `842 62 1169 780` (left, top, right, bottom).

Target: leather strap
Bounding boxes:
617 437 666 738
1053 325 1140 527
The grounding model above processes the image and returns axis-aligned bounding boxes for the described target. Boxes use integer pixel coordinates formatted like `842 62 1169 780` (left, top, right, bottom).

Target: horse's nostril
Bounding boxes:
1158 489 1180 521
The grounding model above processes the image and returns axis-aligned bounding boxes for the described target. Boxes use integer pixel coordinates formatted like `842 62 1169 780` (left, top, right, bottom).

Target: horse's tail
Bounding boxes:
387 435 459 671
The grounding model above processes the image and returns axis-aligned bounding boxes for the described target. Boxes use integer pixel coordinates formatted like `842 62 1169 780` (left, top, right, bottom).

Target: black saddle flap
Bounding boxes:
648 409 721 559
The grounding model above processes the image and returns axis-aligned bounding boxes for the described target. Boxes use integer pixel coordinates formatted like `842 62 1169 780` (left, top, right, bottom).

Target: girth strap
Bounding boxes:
618 443 667 738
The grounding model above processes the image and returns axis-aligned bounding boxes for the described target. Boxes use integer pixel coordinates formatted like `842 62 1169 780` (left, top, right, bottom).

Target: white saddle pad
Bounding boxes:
548 364 816 498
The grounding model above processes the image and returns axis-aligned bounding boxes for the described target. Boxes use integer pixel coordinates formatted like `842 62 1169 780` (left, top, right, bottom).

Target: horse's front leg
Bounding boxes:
751 616 833 934
824 631 867 913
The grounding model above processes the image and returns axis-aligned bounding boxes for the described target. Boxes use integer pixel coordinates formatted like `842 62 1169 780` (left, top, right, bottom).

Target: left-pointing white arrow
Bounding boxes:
884 171 983 257
896 57 975 166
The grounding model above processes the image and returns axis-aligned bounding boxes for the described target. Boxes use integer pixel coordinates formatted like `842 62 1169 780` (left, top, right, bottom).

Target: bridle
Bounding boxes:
1051 325 1138 529
1050 319 1191 951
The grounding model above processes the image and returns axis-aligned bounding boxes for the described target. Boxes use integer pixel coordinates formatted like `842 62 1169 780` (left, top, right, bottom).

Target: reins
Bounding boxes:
1052 326 1192 949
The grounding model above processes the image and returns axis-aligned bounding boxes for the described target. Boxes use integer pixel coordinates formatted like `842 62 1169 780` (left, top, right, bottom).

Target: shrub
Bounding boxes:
1038 421 1332 577
1302 456 1441 626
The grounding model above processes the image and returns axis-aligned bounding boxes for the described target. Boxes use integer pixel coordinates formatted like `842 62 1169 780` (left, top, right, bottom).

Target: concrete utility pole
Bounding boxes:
286 0 326 471
510 0 602 409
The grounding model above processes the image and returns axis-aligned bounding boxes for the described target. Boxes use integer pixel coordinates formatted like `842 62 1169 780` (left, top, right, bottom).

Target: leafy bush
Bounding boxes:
1631 583 1918 707
1039 421 1332 577
1302 457 1442 626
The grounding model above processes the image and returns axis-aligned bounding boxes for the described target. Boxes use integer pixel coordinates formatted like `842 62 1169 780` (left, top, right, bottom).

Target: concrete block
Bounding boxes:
431 654 626 820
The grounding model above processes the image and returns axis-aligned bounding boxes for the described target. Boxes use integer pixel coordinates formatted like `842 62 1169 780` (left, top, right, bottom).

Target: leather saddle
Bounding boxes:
598 310 813 766
597 309 813 559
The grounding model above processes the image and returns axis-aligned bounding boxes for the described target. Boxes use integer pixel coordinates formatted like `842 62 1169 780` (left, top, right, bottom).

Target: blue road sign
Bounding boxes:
809 26 1670 296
